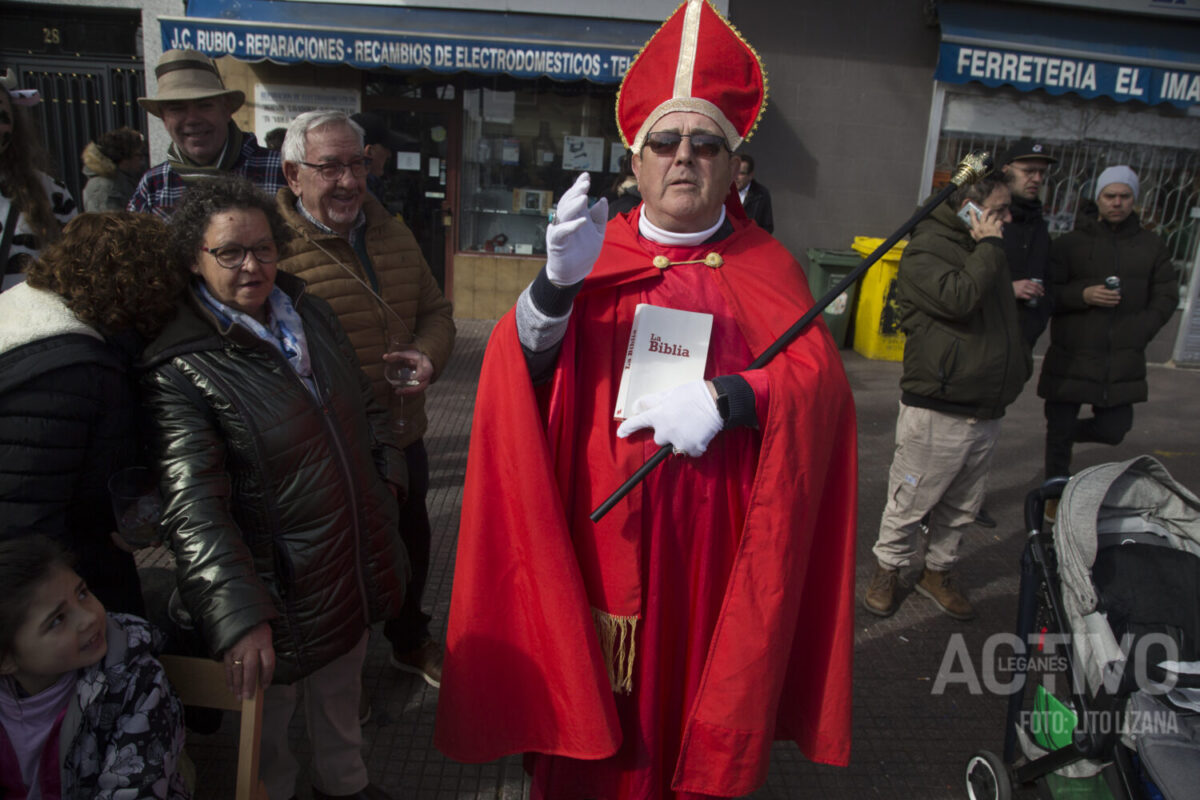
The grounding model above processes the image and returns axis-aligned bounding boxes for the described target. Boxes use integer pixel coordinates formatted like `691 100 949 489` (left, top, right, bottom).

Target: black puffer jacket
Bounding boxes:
0 282 144 614
140 273 409 684
1038 213 1176 407
896 199 1030 419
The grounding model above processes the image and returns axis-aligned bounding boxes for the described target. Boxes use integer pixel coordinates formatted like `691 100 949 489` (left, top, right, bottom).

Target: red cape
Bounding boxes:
436 211 858 795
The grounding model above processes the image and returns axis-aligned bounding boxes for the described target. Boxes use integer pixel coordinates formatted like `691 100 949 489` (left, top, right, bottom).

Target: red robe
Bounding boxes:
435 207 857 798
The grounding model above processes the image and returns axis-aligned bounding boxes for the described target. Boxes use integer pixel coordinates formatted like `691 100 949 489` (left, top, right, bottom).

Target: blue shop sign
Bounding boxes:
160 4 648 84
936 0 1200 108
936 42 1200 107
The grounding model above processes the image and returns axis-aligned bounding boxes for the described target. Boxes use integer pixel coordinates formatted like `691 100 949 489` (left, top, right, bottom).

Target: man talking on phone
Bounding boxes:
864 172 1030 621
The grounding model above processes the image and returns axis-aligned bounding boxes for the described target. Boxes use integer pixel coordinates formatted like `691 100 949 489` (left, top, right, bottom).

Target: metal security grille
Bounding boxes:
937 134 1200 303
8 59 146 207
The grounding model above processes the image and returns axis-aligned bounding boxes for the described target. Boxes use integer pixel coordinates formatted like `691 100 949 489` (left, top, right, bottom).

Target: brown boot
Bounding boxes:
915 568 975 620
863 564 900 617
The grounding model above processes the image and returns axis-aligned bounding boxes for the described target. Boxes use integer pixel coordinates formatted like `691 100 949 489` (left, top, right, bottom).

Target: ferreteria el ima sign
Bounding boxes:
936 43 1200 107
160 17 636 84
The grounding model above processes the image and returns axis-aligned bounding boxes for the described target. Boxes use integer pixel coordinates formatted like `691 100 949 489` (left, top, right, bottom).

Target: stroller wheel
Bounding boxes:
964 750 1012 800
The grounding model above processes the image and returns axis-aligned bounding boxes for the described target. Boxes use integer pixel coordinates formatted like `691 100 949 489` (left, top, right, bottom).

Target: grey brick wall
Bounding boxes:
730 1 939 269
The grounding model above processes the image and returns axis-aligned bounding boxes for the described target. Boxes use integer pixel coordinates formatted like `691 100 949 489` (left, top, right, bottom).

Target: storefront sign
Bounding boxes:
253 84 360 138
936 43 1200 107
161 16 636 83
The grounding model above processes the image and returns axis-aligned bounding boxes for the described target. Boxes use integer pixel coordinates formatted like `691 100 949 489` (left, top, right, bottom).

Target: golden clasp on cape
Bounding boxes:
650 253 723 271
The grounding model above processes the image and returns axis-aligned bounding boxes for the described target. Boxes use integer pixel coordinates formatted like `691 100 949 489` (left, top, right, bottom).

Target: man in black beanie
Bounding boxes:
999 137 1057 349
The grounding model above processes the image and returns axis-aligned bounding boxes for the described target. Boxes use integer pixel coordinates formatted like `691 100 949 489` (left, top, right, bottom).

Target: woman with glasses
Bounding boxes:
141 176 409 800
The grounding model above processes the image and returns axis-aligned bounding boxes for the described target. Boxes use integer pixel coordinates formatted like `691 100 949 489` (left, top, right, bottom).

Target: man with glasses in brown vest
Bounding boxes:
274 110 455 710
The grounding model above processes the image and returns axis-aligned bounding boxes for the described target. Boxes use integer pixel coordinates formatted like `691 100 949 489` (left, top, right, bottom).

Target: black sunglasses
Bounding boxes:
644 132 728 159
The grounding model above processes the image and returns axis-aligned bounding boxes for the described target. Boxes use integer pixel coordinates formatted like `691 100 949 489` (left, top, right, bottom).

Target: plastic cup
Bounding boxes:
108 467 164 548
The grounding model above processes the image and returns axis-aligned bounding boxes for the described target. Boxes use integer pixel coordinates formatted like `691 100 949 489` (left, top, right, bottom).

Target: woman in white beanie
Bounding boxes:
1036 165 1177 482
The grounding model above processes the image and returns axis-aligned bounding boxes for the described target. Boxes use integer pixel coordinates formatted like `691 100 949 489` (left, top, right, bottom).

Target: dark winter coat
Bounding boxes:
1002 194 1053 346
140 273 409 684
741 179 774 234
607 180 642 219
1038 212 1176 407
896 198 1031 419
275 190 456 450
81 142 139 212
0 282 145 614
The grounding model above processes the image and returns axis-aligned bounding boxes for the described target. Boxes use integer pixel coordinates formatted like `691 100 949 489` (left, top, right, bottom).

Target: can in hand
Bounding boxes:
1027 277 1044 308
1105 275 1121 291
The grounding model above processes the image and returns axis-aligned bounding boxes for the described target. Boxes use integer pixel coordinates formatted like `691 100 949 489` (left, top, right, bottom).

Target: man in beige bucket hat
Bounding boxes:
128 49 285 218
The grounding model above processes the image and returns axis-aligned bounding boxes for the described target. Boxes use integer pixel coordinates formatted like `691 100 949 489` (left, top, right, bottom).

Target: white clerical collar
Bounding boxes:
638 206 726 247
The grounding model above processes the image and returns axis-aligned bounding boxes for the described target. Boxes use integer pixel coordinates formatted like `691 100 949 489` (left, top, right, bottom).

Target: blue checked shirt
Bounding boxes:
127 133 286 219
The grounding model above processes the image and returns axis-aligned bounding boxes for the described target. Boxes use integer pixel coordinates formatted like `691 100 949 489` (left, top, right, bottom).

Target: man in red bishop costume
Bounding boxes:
435 2 858 797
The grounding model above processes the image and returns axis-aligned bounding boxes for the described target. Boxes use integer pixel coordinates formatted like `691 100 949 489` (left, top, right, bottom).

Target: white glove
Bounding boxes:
545 172 608 286
616 379 723 458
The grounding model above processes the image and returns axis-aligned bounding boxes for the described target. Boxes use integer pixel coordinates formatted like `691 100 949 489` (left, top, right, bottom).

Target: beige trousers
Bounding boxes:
873 404 1001 572
261 630 370 800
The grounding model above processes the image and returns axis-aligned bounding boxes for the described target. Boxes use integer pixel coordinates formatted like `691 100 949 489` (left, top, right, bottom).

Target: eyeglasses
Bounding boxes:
299 158 371 181
644 132 728 159
201 242 279 270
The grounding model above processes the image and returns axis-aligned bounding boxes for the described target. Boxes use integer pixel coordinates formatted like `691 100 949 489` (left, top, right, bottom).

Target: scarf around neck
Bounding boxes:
196 282 316 397
167 121 244 184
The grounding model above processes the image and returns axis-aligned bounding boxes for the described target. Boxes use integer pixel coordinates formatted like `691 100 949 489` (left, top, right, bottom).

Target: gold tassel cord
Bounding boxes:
592 608 639 694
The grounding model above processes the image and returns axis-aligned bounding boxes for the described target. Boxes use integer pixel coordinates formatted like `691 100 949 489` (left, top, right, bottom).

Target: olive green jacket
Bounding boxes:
141 273 408 683
896 200 1031 419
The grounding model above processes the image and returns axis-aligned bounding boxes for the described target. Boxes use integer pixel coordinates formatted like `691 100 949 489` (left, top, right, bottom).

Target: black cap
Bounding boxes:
350 112 406 151
998 138 1058 168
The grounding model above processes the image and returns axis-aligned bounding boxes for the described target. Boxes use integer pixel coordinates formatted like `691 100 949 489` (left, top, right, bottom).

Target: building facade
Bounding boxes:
5 0 1198 317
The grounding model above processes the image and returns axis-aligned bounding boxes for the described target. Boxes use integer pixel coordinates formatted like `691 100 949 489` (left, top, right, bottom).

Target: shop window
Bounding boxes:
460 83 622 255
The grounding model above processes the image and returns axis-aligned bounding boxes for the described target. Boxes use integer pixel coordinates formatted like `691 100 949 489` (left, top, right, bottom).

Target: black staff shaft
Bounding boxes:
589 181 961 523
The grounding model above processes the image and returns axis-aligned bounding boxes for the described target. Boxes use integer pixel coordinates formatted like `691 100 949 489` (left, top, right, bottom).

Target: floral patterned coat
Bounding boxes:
0 614 189 799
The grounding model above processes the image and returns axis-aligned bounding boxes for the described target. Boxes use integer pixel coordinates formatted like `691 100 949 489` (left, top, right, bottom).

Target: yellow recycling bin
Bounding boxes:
851 235 908 361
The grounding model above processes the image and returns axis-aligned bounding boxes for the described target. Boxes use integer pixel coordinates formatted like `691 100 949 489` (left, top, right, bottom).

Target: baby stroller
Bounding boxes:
964 455 1200 800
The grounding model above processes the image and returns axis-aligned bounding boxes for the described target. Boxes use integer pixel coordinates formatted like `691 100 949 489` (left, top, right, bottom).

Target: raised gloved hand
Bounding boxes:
545 172 608 286
616 379 723 458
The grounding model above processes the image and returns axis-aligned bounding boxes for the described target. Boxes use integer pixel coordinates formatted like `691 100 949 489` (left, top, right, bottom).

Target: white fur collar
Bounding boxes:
0 282 103 356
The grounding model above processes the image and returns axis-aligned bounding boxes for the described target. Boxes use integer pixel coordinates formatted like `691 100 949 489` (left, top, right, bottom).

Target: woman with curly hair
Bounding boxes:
0 211 186 614
0 74 78 289
81 127 148 212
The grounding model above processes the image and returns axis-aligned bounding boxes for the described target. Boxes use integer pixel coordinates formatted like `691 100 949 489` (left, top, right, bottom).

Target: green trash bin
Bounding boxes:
805 248 861 348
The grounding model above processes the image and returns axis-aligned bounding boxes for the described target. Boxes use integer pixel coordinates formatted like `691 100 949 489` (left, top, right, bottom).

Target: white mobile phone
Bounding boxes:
957 201 984 229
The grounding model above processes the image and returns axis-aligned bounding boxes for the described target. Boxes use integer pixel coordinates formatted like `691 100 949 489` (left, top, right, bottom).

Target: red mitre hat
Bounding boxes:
616 0 767 153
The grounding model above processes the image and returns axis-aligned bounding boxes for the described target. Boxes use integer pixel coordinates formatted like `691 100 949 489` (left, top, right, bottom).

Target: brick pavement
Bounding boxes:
179 318 1200 799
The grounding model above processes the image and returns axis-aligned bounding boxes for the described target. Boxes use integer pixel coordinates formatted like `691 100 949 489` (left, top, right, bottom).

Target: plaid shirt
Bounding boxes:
127 133 286 219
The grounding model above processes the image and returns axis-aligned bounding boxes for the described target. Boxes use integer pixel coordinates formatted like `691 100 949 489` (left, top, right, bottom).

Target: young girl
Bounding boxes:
0 534 189 799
